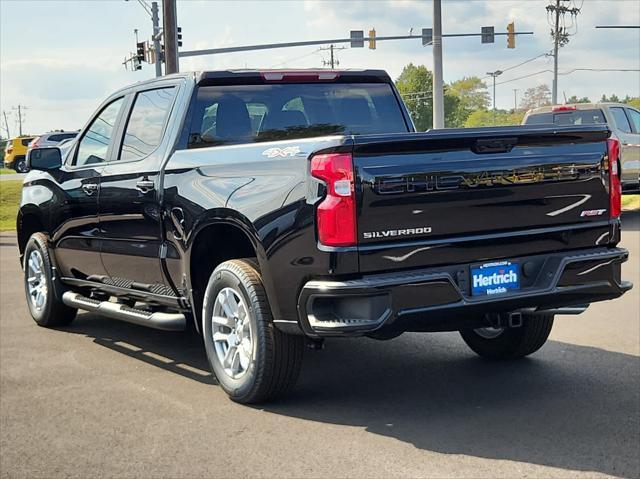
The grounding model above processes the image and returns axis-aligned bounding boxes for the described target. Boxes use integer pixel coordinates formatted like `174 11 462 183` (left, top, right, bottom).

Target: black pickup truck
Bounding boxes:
20 69 631 403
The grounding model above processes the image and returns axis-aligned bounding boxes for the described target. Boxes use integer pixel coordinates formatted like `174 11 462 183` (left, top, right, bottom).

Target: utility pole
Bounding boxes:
547 0 581 104
486 71 503 123
320 44 345 68
13 105 25 136
513 89 519 110
163 0 179 74
151 1 162 77
2 111 10 139
432 0 444 129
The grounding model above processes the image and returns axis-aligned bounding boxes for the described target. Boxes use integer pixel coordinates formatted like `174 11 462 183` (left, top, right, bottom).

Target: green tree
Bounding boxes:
520 84 551 110
448 76 491 126
624 97 640 109
600 93 620 103
464 109 525 128
395 63 459 130
566 95 591 103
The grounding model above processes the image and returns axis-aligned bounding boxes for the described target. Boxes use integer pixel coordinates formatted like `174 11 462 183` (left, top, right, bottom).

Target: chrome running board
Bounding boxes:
62 291 185 331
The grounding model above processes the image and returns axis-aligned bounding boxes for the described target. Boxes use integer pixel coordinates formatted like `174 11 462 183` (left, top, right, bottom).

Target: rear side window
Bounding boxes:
610 107 632 133
524 109 606 126
21 138 33 146
188 82 408 148
119 87 176 162
626 108 640 133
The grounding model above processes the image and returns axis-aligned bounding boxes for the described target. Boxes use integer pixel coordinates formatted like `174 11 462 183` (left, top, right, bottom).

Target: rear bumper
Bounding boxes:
296 247 632 337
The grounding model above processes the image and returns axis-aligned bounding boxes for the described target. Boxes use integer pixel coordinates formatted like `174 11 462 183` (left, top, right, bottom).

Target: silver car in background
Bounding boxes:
523 103 640 193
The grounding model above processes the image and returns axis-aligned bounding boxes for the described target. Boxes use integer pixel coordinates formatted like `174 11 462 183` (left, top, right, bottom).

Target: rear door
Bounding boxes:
98 84 178 289
353 126 612 273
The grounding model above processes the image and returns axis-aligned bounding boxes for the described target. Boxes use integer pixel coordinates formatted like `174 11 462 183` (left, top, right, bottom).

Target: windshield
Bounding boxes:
188 83 409 148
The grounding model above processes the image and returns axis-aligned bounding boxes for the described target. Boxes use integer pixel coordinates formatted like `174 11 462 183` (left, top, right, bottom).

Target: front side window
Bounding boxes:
188 82 408 148
119 87 176 162
610 107 632 133
74 98 124 166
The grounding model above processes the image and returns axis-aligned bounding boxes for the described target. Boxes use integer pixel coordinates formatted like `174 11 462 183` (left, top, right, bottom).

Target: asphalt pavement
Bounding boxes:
1 212 638 478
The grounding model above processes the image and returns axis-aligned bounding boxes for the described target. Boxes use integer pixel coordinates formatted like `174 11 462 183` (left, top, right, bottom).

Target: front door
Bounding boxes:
98 86 178 289
52 96 126 279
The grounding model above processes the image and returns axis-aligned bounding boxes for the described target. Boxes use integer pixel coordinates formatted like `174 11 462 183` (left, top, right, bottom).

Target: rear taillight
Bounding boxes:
30 137 41 148
310 152 356 247
607 138 622 219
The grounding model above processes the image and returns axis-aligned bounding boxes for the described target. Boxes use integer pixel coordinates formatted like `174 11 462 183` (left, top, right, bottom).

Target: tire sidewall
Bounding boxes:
202 266 262 399
23 236 54 324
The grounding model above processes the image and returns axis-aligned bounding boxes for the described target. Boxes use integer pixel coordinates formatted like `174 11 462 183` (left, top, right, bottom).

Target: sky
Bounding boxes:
0 0 639 136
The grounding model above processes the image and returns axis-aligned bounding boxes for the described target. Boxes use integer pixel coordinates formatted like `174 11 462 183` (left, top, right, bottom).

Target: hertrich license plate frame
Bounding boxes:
471 261 520 296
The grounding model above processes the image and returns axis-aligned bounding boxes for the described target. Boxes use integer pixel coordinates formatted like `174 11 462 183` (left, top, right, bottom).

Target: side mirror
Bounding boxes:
28 147 62 172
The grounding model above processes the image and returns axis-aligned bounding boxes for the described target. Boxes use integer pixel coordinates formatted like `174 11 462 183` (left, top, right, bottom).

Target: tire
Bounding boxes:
460 313 554 360
23 233 77 327
201 259 304 404
14 156 27 173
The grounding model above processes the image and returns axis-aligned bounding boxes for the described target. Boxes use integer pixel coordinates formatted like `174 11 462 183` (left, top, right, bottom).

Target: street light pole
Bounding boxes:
432 0 444 129
486 70 503 124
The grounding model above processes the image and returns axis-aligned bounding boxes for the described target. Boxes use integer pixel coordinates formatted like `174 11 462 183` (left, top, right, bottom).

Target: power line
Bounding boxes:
269 48 322 68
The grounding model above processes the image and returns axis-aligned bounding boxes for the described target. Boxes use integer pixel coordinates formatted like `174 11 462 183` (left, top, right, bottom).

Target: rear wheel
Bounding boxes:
14 156 27 173
23 233 77 327
202 259 304 403
460 312 554 359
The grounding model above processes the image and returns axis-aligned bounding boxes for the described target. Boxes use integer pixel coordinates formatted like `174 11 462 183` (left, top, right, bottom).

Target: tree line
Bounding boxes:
395 63 640 130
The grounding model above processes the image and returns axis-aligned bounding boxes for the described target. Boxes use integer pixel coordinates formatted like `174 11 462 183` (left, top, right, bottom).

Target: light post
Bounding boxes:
486 70 503 124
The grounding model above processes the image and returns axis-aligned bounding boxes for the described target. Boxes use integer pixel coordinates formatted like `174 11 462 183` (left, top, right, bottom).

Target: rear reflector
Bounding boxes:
607 138 622 219
552 105 577 112
310 153 356 247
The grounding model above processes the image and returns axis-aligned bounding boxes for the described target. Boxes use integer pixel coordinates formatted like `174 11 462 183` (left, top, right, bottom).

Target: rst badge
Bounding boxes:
580 209 606 217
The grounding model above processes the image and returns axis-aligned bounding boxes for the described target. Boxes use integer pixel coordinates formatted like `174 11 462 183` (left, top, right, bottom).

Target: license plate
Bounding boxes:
471 261 520 296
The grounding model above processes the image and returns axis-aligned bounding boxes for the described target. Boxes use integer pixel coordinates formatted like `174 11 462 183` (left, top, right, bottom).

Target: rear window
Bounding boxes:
188 83 408 148
20 138 34 146
48 133 77 142
524 109 606 126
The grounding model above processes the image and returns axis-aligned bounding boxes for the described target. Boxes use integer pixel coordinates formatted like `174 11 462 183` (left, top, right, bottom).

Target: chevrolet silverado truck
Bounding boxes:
19 70 632 403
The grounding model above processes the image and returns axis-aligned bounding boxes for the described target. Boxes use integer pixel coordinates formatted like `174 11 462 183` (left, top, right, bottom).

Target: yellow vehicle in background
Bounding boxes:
4 136 35 173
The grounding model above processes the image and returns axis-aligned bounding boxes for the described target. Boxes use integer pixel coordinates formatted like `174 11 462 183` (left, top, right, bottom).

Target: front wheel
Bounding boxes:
202 259 304 404
23 233 77 327
460 313 554 359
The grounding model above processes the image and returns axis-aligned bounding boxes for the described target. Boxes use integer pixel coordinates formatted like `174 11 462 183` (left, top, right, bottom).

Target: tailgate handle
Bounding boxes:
473 137 517 154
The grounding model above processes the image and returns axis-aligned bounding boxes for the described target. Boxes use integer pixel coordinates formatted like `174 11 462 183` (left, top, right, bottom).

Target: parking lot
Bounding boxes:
0 212 638 478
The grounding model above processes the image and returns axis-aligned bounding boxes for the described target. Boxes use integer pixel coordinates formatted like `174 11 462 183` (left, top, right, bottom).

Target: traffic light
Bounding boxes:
507 22 515 48
136 41 146 63
177 26 182 48
368 28 376 50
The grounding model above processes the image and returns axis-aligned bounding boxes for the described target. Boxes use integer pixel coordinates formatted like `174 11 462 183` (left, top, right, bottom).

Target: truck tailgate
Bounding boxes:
353 125 613 273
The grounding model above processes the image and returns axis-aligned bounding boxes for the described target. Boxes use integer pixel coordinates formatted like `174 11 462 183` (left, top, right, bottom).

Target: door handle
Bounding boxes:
82 183 99 195
136 179 155 193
